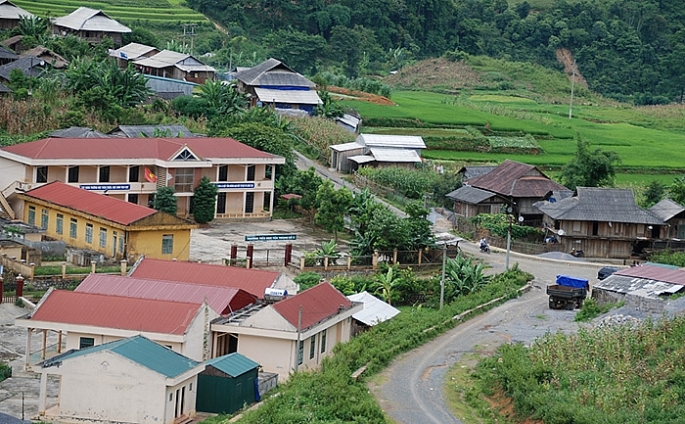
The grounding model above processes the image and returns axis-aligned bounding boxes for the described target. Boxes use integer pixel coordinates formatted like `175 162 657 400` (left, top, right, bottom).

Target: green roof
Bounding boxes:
204 352 258 377
43 336 200 378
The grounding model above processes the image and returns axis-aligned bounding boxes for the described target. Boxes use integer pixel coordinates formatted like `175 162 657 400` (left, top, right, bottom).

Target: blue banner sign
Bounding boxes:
215 183 256 189
79 184 131 191
245 234 297 242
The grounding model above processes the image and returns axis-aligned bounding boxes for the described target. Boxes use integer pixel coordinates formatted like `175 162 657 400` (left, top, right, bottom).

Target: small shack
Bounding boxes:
196 353 259 414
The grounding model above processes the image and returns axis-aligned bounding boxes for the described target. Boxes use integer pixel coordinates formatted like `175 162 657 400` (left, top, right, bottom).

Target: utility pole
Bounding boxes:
569 58 576 119
181 23 197 55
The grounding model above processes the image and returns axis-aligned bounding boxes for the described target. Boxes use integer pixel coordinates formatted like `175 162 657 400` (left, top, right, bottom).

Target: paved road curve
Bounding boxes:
372 242 607 424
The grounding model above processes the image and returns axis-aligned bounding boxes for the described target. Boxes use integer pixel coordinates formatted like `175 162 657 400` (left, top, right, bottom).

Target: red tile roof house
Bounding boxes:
0 136 285 221
129 257 299 299
210 282 363 381
17 181 197 261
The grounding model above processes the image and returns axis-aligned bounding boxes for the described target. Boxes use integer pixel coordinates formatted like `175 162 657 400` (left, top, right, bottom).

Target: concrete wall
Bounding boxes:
183 305 218 361
0 157 25 190
53 351 169 424
128 229 192 261
165 376 199 423
65 332 183 355
237 335 293 381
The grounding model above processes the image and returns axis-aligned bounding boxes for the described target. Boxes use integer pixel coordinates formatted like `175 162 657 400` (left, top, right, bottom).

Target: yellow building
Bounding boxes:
18 181 197 261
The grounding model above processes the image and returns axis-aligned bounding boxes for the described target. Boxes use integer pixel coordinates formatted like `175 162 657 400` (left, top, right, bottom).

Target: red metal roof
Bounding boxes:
1 137 276 161
24 181 156 225
273 282 353 330
615 265 685 286
76 274 257 315
130 258 280 299
31 290 202 335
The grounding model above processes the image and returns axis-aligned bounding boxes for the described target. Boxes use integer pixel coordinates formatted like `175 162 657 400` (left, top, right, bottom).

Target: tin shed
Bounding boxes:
196 353 259 414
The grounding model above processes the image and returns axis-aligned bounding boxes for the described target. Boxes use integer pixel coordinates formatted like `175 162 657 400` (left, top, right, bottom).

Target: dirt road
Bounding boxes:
372 242 605 424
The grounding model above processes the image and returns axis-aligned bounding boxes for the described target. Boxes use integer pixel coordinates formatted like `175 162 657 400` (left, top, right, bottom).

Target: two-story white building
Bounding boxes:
0 136 285 221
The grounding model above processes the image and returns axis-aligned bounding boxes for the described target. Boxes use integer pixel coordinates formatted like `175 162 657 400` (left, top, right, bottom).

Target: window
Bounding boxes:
320 329 327 353
263 192 271 212
129 166 139 182
148 193 155 208
216 192 226 214
40 209 48 230
99 227 107 248
309 336 316 359
56 214 63 235
85 223 93 244
99 166 110 182
572 221 581 232
174 168 194 192
69 218 77 238
169 393 173 402
174 149 196 161
36 166 48 183
189 383 193 392
68 166 79 183
128 193 138 204
218 165 228 181
27 206 35 225
246 165 255 181
119 235 124 254
297 340 304 365
79 337 95 349
162 234 173 254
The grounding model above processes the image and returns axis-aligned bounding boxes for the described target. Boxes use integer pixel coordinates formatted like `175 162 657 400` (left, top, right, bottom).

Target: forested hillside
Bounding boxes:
187 0 685 104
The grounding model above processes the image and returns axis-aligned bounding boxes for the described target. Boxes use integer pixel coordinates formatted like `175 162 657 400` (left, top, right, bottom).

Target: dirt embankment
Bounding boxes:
556 48 588 88
326 86 395 106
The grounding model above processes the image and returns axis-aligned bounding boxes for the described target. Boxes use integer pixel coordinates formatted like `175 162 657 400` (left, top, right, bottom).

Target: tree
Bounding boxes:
669 176 685 205
372 265 400 305
560 136 620 190
193 176 219 224
315 181 353 239
154 186 177 215
641 180 665 208
220 122 296 178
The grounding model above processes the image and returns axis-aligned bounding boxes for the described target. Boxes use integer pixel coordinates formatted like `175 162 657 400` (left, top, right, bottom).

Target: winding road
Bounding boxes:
372 242 607 424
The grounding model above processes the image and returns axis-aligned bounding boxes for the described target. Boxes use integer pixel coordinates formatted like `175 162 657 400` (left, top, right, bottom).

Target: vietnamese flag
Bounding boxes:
144 167 158 183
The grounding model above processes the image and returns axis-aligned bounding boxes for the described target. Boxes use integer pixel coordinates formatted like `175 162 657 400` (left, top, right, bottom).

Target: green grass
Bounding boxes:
13 0 208 23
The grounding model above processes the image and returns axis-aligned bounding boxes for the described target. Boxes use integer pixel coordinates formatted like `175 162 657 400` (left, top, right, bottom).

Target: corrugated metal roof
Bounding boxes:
49 127 109 138
24 181 156 225
0 0 33 20
130 258 280 299
446 185 496 204
111 125 196 138
358 134 426 149
53 7 130 33
134 50 214 72
330 142 364 152
348 155 376 164
614 264 685 285
466 159 567 196
254 87 322 105
204 352 258 377
369 148 422 163
110 43 159 60
31 290 202 335
76 274 257 315
649 199 685 222
43 335 200 378
273 282 353 330
347 291 400 326
536 187 663 224
594 274 683 298
176 63 215 73
1 137 279 162
235 58 315 88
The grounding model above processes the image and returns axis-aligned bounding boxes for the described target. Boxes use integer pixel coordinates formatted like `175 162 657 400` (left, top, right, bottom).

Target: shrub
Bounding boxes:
0 362 11 382
293 271 321 290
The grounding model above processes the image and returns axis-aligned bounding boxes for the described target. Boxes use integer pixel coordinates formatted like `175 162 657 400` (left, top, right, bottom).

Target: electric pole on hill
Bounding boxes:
182 23 196 55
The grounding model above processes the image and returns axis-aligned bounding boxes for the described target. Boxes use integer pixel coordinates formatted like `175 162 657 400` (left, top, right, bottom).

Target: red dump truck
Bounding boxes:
547 275 590 310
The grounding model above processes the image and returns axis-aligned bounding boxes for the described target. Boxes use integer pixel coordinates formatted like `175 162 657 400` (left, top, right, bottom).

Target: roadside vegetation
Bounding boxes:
236 267 532 423
466 316 685 423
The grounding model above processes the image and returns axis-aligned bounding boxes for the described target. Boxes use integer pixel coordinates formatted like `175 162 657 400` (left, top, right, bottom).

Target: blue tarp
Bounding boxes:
556 275 589 289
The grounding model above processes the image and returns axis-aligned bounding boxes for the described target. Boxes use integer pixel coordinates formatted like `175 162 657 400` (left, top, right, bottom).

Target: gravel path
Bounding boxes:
371 241 606 424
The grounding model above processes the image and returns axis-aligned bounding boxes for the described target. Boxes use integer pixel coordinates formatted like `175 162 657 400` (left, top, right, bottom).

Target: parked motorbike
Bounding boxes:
571 249 585 258
479 241 491 254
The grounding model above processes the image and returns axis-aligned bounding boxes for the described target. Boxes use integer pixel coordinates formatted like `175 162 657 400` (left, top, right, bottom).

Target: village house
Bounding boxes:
15 288 218 368
128 257 298 299
448 159 570 223
329 133 426 173
210 282 362 381
16 181 197 261
233 58 322 114
0 0 33 31
38 335 204 424
52 7 131 45
649 199 685 240
535 187 664 258
134 49 216 84
109 42 160 69
0 136 285 221
347 291 400 336
21 46 69 69
0 44 17 65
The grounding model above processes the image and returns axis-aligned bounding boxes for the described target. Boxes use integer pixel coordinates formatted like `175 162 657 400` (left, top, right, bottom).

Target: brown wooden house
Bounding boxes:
0 0 33 31
52 7 130 46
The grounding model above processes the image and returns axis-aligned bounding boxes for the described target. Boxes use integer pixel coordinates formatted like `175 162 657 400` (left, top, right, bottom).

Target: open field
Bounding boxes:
343 90 685 185
12 0 208 23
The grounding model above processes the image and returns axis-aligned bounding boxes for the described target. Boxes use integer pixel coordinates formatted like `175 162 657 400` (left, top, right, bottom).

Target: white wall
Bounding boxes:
165 376 199 423
65 331 183 355
183 305 219 361
0 157 26 190
238 334 294 381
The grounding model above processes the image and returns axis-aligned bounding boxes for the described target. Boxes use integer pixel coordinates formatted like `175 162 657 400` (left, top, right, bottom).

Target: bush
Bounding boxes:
0 362 11 382
293 271 321 290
